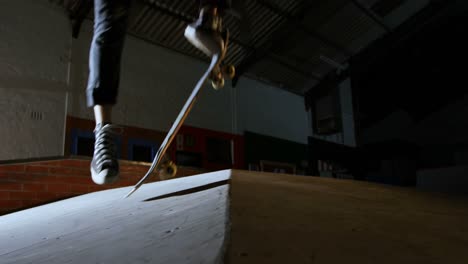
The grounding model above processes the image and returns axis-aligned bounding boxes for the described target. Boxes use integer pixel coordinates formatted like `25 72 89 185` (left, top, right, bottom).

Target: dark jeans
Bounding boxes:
86 0 229 107
86 0 131 107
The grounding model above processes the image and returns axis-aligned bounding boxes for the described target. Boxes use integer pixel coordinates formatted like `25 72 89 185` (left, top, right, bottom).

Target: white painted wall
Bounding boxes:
0 0 310 160
0 1 70 82
236 78 309 144
0 88 66 160
0 0 69 160
70 20 309 144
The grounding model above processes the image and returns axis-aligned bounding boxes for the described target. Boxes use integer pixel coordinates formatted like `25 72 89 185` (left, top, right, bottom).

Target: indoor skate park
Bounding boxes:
1 0 468 263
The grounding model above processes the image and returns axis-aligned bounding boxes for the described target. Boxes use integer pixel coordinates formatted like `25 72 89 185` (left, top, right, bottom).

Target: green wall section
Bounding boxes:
244 131 308 168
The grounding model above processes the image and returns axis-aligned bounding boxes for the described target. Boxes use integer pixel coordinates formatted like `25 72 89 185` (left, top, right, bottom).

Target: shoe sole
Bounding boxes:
91 166 119 185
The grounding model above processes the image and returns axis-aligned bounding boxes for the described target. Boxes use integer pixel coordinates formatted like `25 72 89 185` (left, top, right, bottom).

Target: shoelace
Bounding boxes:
93 124 122 171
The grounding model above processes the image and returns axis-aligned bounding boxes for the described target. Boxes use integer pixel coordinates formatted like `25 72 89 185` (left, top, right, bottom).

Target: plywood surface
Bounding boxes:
227 170 468 264
2 169 468 264
0 170 231 264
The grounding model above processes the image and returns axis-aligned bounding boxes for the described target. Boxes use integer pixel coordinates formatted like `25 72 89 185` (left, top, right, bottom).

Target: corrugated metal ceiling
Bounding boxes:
49 0 428 95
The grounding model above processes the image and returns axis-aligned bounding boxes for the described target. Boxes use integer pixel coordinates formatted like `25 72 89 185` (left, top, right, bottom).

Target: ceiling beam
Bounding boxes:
350 0 392 33
142 0 319 87
141 0 248 49
232 0 353 87
256 0 353 57
232 1 317 87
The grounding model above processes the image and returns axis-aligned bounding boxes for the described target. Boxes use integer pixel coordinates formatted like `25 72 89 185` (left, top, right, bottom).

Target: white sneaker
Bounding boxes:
90 123 120 185
184 6 225 57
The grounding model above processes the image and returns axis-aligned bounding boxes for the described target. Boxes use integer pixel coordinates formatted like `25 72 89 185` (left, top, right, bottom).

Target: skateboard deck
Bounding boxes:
124 53 222 198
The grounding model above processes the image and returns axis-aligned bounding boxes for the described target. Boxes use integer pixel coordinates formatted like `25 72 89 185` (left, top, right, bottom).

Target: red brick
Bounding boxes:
9 192 36 200
0 210 11 216
0 171 20 179
23 183 47 192
88 186 107 192
22 200 44 208
0 165 25 173
117 180 134 187
59 160 82 167
69 185 90 193
47 183 70 192
61 173 91 179
120 172 140 180
0 182 22 191
60 160 90 168
0 177 14 183
14 174 62 184
55 193 80 199
64 176 93 185
48 167 75 175
33 161 60 167
120 165 150 173
49 167 90 176
0 191 9 200
25 166 50 174
40 175 65 184
9 174 42 183
37 192 58 201
0 200 22 209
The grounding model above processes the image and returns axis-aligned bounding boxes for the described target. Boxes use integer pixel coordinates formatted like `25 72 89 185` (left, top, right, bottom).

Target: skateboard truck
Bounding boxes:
158 155 177 180
209 30 235 90
184 6 235 90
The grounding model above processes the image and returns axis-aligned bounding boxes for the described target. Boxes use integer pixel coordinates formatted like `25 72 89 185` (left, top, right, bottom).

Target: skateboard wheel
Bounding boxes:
211 78 224 90
223 65 235 79
159 161 177 179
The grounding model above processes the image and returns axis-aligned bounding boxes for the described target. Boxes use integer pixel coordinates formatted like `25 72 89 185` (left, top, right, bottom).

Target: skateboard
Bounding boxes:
125 46 234 198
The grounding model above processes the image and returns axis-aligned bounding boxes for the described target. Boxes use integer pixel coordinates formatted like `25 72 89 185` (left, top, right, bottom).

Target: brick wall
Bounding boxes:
0 157 204 216
66 116 245 170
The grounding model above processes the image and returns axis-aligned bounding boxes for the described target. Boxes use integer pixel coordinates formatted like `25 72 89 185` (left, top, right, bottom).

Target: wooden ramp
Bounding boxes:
0 171 230 264
1 170 468 264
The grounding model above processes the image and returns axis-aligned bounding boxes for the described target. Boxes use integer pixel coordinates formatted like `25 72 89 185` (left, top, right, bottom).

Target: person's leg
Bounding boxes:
87 0 130 108
93 105 112 125
87 0 131 185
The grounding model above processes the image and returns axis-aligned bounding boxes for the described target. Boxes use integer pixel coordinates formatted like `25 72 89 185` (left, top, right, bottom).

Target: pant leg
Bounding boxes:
86 0 131 107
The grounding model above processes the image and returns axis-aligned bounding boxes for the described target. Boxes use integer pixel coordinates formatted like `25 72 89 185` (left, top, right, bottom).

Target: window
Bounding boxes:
71 129 94 157
128 139 157 162
71 129 122 158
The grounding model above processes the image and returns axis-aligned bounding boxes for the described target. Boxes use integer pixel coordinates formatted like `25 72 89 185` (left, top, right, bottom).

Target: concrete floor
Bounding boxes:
1 170 468 264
